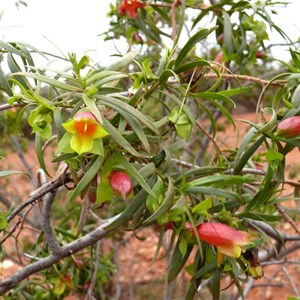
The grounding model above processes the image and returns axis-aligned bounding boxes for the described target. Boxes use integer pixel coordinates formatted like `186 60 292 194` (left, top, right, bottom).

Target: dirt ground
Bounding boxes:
0 113 300 299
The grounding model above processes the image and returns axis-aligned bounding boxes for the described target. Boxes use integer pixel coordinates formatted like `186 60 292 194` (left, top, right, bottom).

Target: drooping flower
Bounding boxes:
62 111 109 155
276 116 300 138
187 222 252 261
109 171 133 200
118 0 145 19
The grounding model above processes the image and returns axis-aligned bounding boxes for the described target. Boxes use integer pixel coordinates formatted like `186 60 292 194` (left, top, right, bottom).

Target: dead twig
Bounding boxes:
275 203 300 236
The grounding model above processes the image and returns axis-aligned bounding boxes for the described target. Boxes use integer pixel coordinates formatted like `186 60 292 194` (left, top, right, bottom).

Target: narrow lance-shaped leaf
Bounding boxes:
167 240 193 283
105 50 138 71
143 176 175 224
0 170 30 178
35 134 51 177
102 117 140 157
11 72 79 92
175 27 217 67
69 155 105 202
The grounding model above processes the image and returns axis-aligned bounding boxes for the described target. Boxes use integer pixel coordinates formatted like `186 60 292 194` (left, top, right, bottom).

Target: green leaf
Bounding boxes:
143 177 174 224
0 212 9 230
94 74 128 88
96 99 151 152
57 132 74 154
175 167 227 185
102 117 141 157
186 175 254 188
0 63 13 96
10 72 79 92
0 170 30 178
175 27 217 67
86 71 126 86
212 267 221 300
168 240 193 283
69 155 105 202
234 135 265 174
240 212 281 222
146 176 165 212
184 186 243 202
192 261 217 280
7 53 31 90
223 11 234 53
0 40 25 57
35 134 51 177
98 95 159 134
174 59 211 74
105 50 138 71
179 238 188 257
192 197 213 215
82 93 103 124
266 147 284 163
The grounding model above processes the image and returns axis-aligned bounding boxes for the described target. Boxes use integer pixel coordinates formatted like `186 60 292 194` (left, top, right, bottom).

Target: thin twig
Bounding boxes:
14 205 38 266
0 216 22 246
86 240 102 299
202 73 286 87
0 214 119 295
275 203 300 236
0 103 25 112
282 266 300 297
247 219 300 242
171 0 180 41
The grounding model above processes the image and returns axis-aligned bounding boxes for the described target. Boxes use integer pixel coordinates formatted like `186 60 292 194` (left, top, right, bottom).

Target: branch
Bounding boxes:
6 164 72 223
275 203 300 236
0 215 119 295
0 103 25 112
202 73 286 87
247 219 300 242
42 191 62 254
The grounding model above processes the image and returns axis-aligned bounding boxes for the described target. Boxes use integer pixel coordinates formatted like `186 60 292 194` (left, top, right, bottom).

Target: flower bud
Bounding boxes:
255 50 266 59
109 171 133 200
154 221 173 232
276 116 300 138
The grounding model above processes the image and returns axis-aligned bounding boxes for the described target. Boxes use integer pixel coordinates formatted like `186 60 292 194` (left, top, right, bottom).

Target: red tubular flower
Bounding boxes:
187 222 251 259
109 171 133 200
276 116 300 138
118 0 145 18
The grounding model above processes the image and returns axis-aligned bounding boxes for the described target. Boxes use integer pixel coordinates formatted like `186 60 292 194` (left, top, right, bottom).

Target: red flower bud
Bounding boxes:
73 256 85 268
109 171 133 200
217 33 224 45
214 51 223 64
132 32 143 44
83 280 92 291
255 50 266 59
276 116 300 138
154 221 173 232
